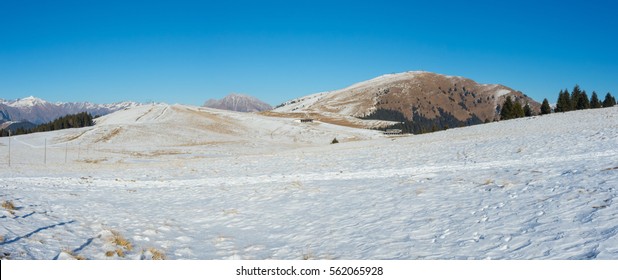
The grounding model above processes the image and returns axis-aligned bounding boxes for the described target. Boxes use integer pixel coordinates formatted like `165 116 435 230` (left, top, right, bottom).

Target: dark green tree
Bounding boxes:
523 103 532 117
590 91 602 108
603 92 616 107
500 96 514 120
513 101 525 118
576 90 590 110
570 85 582 110
555 89 571 112
540 98 551 115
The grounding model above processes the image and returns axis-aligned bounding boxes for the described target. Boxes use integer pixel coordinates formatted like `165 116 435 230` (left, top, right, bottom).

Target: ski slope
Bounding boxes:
1 105 617 259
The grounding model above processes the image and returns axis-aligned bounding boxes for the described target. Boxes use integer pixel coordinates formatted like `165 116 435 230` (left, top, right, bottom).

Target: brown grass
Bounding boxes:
148 248 166 260
128 150 185 157
65 130 88 141
2 200 16 215
80 158 108 164
115 248 125 258
110 230 133 251
63 250 86 260
95 127 122 143
2 200 15 211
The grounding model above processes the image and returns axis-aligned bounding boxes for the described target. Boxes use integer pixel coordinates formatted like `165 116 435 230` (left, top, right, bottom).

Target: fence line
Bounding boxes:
2 137 103 166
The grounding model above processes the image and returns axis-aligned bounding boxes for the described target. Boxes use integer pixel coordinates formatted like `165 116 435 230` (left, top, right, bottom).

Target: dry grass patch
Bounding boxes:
80 158 108 164
103 230 133 258
483 179 495 185
115 248 126 258
148 248 166 260
96 127 122 143
63 250 86 260
104 249 126 258
2 200 16 215
64 130 88 141
111 231 133 251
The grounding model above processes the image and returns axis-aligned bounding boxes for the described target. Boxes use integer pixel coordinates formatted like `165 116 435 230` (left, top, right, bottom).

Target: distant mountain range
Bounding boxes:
203 93 272 112
272 71 540 132
2 71 542 135
0 96 140 126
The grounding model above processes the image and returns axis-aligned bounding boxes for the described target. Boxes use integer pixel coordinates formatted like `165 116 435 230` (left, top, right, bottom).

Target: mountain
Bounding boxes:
272 71 541 132
0 96 140 124
203 93 272 112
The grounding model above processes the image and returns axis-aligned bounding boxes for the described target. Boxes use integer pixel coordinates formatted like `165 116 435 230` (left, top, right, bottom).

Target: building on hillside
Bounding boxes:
384 129 403 135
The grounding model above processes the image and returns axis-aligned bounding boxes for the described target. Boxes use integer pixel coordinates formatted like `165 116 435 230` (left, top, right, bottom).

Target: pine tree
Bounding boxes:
603 92 616 107
523 103 532 117
576 90 590 110
590 91 602 108
555 90 563 112
570 85 582 110
513 101 525 118
556 89 571 112
500 96 514 120
540 98 551 115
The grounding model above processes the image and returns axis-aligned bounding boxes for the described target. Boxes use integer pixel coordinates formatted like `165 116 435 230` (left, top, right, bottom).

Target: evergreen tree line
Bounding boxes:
0 112 94 137
361 108 482 134
499 96 533 120
501 85 616 120
553 85 615 113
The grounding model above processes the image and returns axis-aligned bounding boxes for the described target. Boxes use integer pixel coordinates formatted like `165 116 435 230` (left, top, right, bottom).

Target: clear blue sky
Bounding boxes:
1 0 616 106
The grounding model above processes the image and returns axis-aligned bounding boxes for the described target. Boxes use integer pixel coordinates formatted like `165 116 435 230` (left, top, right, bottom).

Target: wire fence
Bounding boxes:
1 135 99 166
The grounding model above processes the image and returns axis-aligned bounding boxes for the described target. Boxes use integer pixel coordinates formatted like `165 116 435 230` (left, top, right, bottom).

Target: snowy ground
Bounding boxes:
0 105 617 259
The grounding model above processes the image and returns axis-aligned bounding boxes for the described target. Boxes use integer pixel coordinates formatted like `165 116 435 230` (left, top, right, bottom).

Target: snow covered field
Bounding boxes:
1 105 617 259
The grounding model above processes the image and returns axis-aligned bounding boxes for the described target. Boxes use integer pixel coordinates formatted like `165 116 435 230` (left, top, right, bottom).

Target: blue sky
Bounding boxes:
1 0 616 106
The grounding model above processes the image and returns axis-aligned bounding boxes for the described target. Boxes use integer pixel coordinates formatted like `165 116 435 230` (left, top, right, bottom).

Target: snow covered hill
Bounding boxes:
0 106 616 260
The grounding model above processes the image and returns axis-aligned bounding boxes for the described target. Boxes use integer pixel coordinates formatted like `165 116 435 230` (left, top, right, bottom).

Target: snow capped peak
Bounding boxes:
1 96 143 124
7 96 49 107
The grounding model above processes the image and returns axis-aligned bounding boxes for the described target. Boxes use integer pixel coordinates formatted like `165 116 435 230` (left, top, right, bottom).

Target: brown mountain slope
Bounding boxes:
271 71 540 131
203 93 272 112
